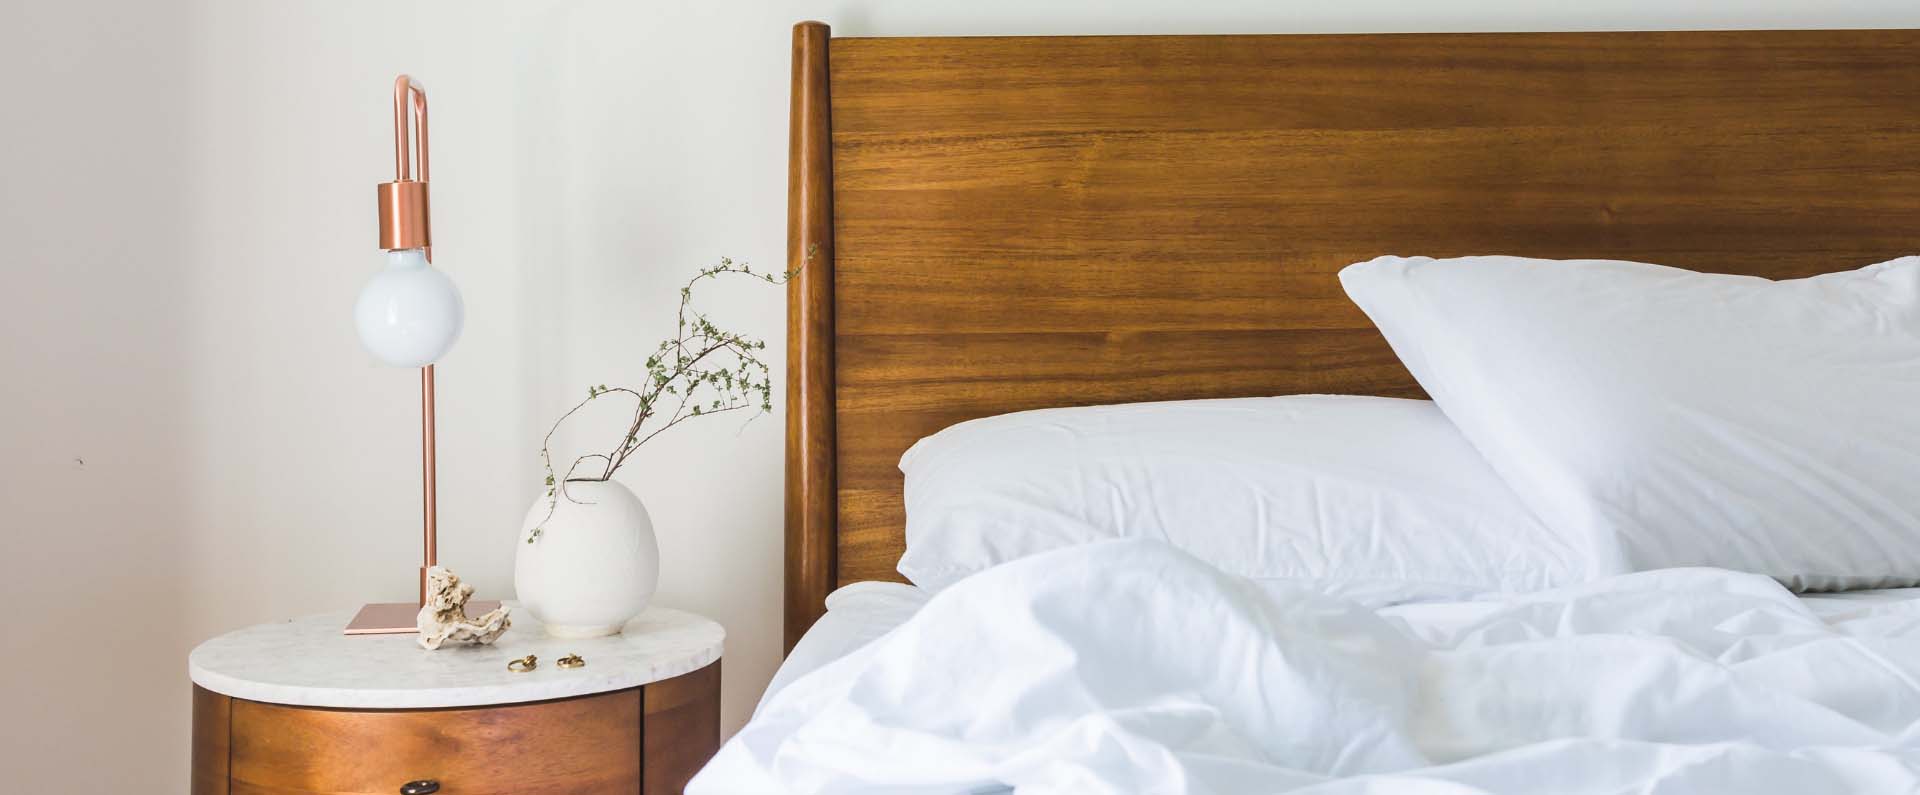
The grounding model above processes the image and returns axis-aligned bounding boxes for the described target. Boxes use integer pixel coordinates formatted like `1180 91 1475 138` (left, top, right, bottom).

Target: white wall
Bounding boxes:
5 0 1920 790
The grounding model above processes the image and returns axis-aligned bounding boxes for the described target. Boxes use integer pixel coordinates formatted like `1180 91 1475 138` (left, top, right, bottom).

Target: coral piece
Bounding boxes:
416 566 512 650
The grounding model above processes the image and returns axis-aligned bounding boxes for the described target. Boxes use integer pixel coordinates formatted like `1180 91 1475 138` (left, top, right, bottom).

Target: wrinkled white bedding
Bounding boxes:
692 540 1920 794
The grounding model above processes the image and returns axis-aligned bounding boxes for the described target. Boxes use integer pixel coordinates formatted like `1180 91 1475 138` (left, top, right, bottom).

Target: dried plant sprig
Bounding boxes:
529 256 796 542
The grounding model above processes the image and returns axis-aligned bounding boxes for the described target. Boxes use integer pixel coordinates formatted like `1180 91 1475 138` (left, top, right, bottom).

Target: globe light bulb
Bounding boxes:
355 248 464 367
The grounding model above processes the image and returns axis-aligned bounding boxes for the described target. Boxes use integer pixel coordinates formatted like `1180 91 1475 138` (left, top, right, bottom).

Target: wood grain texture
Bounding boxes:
642 661 722 795
786 20 838 654
192 686 231 795
785 28 1920 607
227 690 641 795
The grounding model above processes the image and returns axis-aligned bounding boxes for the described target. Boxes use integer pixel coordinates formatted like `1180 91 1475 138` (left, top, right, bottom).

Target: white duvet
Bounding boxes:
691 541 1920 794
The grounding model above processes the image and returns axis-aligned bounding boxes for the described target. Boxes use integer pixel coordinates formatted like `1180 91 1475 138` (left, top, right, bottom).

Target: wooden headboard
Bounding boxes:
782 22 1920 649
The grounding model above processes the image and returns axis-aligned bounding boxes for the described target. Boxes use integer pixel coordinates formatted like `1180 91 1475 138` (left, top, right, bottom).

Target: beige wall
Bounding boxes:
5 0 1920 790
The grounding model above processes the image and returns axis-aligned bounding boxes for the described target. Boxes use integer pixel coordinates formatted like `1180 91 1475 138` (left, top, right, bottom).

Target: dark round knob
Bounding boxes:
400 781 440 795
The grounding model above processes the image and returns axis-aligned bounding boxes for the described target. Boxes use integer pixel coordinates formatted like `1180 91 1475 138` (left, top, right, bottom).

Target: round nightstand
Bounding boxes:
189 605 723 795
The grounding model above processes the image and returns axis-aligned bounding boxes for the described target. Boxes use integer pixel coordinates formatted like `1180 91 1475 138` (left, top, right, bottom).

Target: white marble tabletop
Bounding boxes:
189 604 724 709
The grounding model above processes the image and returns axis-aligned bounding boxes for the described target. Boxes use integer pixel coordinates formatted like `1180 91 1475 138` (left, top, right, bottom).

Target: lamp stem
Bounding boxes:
347 74 472 635
420 363 438 606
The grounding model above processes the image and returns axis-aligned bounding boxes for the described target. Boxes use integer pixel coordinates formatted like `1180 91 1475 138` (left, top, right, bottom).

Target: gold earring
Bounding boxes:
507 654 538 673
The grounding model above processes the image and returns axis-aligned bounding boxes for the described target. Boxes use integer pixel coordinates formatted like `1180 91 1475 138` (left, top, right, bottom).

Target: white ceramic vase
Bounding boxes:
515 479 660 638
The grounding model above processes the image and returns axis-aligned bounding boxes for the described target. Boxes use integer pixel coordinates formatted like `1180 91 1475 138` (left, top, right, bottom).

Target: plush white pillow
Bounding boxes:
1340 254 1920 590
897 395 1604 603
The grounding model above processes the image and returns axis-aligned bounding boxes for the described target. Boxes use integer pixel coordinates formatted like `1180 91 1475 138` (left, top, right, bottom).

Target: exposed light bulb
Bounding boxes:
354 248 464 367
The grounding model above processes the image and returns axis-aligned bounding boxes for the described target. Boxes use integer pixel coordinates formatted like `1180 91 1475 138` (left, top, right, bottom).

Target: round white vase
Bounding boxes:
515 479 660 638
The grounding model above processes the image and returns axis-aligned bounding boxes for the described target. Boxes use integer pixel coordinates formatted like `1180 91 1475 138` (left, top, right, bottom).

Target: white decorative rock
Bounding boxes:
516 479 661 638
417 566 512 650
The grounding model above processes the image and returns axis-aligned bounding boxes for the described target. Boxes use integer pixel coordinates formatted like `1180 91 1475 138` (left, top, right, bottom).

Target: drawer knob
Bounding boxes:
400 781 441 795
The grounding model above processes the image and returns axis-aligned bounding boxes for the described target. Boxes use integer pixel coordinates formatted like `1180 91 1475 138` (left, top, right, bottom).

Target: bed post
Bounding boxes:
786 20 836 655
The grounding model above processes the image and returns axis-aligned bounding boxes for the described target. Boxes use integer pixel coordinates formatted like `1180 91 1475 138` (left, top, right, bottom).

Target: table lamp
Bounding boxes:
345 75 496 634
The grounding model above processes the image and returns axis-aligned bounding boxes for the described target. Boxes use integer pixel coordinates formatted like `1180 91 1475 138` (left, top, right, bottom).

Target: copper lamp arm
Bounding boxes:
390 75 438 605
377 76 432 254
348 73 466 633
392 75 429 184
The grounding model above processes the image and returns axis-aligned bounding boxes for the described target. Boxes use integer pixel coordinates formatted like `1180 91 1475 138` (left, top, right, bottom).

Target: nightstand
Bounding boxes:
188 605 724 794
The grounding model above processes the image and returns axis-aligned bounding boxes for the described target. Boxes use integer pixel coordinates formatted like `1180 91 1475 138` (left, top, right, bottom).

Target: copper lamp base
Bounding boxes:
345 600 502 635
345 602 425 635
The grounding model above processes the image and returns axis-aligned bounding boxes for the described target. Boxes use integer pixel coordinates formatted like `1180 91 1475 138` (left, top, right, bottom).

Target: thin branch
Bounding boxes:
599 338 748 477
528 255 801 543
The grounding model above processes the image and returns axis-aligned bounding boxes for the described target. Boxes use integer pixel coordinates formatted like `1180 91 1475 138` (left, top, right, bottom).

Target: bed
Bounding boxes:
721 22 1920 794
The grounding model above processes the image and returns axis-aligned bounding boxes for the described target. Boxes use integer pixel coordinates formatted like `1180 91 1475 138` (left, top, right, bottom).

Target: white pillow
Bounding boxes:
1340 254 1920 590
898 395 1604 603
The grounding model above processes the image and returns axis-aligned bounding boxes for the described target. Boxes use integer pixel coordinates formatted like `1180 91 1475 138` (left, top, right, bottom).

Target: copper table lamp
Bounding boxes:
345 75 496 634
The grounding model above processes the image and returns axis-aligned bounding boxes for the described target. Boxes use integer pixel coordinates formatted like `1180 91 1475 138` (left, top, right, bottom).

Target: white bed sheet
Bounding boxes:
716 545 1920 794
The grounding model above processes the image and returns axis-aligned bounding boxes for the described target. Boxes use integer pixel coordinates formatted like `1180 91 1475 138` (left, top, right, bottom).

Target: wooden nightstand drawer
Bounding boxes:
229 688 641 795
